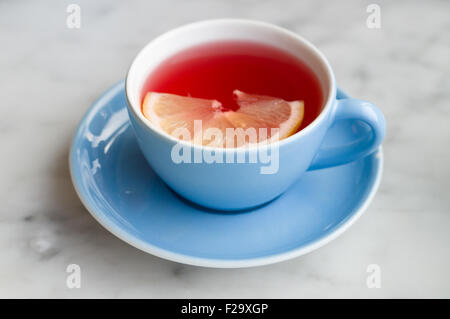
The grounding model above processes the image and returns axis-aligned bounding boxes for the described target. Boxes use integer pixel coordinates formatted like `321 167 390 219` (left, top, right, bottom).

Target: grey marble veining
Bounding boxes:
0 0 449 298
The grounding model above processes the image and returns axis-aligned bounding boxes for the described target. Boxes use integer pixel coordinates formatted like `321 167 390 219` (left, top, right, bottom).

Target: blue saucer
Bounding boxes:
70 81 383 268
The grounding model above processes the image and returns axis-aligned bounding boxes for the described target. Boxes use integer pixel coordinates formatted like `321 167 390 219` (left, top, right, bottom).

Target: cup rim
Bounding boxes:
125 18 336 152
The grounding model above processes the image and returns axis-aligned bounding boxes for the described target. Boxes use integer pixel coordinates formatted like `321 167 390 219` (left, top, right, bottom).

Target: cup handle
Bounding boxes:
308 98 386 170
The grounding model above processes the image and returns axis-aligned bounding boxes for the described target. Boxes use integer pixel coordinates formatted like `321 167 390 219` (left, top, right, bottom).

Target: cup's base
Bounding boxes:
166 186 283 213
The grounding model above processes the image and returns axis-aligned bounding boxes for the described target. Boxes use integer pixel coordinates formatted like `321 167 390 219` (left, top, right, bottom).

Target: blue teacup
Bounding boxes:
125 19 385 210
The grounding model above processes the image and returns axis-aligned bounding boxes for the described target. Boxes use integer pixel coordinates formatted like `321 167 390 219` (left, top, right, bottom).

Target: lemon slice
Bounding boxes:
142 90 304 147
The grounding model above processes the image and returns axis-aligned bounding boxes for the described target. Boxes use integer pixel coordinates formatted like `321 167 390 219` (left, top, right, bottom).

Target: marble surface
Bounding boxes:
0 0 449 298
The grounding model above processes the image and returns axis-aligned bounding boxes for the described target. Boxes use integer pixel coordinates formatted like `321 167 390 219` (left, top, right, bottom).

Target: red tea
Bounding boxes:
142 41 323 132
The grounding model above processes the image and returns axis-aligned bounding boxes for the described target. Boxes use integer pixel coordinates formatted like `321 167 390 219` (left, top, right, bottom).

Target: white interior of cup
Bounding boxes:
126 19 335 141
